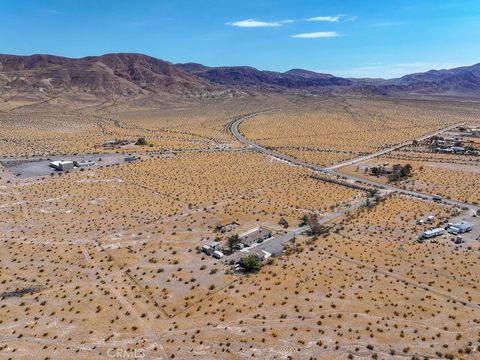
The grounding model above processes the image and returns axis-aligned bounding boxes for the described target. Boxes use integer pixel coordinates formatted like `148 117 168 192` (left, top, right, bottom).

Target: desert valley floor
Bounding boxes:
1 95 480 360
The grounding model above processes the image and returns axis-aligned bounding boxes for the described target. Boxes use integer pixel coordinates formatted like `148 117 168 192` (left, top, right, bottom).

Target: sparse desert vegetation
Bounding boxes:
1 95 480 359
240 97 480 166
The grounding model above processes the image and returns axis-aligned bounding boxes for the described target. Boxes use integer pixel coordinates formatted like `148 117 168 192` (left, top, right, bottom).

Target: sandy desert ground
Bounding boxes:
240 97 480 166
1 95 480 359
338 151 480 205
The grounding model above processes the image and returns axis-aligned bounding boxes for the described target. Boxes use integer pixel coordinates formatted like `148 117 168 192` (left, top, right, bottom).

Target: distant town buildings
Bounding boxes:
430 129 479 155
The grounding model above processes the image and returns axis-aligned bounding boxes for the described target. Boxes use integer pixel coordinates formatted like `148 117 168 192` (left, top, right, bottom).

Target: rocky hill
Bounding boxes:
1 53 479 101
0 53 225 101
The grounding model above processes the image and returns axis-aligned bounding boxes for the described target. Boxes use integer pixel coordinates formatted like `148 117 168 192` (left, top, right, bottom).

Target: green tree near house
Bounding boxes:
388 163 412 182
299 214 309 226
305 213 329 236
227 234 241 251
240 255 262 272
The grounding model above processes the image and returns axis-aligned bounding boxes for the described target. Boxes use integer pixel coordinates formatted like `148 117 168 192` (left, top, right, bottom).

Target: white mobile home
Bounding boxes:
422 228 445 239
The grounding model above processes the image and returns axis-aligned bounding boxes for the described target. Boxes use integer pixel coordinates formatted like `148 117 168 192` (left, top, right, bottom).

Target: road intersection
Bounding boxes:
229 113 478 257
231 115 478 212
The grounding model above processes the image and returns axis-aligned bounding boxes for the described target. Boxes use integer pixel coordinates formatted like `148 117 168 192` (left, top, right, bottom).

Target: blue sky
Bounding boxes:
1 0 479 78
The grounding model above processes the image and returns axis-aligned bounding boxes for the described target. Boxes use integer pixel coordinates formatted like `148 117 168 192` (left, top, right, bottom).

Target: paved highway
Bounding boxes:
233 198 368 261
231 114 338 173
325 122 464 170
230 114 479 213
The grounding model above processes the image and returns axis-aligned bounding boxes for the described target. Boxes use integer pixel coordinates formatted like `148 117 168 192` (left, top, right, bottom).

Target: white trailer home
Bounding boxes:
422 228 445 239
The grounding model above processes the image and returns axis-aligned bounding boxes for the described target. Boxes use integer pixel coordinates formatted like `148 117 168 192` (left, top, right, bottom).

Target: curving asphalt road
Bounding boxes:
233 197 369 260
230 114 479 213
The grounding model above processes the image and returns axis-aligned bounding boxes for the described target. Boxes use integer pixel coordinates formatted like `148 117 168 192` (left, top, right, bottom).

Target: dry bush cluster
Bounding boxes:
1 96 479 359
158 195 480 359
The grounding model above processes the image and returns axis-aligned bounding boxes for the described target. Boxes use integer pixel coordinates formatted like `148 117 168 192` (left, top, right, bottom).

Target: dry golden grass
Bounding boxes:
388 149 480 165
276 148 354 167
410 162 480 204
0 96 282 157
158 195 480 359
1 96 480 359
0 109 223 157
0 151 360 241
240 97 480 166
339 156 480 204
0 145 362 359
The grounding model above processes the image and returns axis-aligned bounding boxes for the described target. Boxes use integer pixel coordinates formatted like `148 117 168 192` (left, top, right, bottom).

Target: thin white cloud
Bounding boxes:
291 31 339 39
307 16 341 22
227 15 355 31
226 15 354 28
227 19 282 28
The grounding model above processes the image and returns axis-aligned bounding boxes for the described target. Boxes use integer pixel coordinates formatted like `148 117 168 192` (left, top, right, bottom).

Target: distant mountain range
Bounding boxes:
176 63 352 89
1 53 479 101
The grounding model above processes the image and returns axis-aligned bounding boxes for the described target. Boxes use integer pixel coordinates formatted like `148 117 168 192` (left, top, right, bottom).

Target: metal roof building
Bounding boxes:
50 160 74 171
239 227 272 247
451 221 474 234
